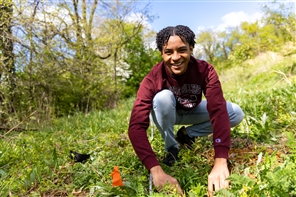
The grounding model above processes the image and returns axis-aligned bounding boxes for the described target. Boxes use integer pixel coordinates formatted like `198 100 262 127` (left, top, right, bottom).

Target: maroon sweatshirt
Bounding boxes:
128 56 230 170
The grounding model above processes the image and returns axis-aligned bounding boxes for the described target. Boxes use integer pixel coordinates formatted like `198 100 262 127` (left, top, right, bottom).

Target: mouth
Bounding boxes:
172 62 183 67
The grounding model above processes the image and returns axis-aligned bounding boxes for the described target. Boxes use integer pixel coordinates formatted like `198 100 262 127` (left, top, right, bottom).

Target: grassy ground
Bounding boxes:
1 49 296 196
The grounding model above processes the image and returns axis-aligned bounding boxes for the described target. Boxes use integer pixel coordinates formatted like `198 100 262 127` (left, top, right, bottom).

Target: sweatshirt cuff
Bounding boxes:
143 156 160 171
214 146 229 159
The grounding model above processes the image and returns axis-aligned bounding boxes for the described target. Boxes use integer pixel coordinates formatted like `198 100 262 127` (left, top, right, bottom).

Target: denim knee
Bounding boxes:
153 89 176 111
230 103 244 127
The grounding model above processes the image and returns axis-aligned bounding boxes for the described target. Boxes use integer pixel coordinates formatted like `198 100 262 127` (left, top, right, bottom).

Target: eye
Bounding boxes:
179 48 187 53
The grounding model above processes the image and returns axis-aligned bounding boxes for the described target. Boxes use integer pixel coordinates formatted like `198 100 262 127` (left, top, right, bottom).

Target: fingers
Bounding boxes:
163 182 184 196
155 180 183 196
217 179 230 189
208 183 214 197
207 159 230 195
215 179 225 190
170 178 182 193
175 182 184 196
208 190 213 197
217 180 226 190
224 180 230 189
150 167 183 196
208 179 230 196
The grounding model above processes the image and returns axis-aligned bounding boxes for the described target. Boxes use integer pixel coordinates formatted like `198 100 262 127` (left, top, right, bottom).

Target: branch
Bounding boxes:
1 110 37 138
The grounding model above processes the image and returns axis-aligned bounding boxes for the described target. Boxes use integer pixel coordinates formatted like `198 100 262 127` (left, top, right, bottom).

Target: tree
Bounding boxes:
0 0 155 128
123 28 162 96
195 29 220 63
0 0 15 125
94 0 154 106
261 0 296 43
228 20 283 64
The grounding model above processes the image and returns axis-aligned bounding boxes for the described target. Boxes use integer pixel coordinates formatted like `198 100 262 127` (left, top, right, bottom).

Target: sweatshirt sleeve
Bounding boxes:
204 63 230 159
128 75 160 171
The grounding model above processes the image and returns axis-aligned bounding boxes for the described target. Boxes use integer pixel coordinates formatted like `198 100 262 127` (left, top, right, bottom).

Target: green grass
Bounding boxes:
219 51 296 91
1 49 296 196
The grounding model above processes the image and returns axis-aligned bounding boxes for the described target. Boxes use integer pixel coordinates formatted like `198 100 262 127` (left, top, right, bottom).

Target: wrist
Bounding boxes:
214 158 227 165
150 165 164 176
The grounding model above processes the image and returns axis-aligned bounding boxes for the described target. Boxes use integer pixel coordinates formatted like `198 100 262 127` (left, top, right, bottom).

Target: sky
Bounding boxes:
146 0 268 33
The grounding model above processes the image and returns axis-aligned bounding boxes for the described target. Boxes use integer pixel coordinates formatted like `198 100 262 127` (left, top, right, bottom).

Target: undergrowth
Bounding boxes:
1 51 296 196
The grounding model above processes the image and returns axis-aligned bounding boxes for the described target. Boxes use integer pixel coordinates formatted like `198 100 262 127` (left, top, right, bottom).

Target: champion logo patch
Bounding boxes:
215 138 221 143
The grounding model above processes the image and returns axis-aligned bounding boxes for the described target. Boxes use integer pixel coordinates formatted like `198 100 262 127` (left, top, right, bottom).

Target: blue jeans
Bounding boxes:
150 89 244 151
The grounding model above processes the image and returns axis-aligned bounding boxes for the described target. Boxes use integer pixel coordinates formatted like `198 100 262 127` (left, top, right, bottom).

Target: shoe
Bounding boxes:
175 126 196 149
163 146 178 167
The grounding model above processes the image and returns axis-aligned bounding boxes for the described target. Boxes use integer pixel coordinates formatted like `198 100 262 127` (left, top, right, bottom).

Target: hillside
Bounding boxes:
219 46 296 92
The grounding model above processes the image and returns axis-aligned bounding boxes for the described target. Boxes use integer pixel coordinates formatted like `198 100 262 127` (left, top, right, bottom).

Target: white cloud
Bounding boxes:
124 12 152 29
216 11 263 32
195 11 262 34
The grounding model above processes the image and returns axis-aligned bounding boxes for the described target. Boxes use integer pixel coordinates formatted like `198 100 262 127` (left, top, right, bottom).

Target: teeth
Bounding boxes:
173 63 182 66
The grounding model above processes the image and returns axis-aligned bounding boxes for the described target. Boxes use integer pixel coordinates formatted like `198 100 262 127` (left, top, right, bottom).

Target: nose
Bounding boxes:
172 51 180 61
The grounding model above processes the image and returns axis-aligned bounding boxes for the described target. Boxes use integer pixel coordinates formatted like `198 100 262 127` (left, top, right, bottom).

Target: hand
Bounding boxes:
150 165 183 196
208 158 230 197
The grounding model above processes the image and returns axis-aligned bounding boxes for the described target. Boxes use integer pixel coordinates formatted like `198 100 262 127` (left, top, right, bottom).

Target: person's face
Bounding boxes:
161 36 193 75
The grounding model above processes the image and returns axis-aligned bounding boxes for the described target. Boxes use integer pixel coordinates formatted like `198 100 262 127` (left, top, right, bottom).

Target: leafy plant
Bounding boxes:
1 46 296 196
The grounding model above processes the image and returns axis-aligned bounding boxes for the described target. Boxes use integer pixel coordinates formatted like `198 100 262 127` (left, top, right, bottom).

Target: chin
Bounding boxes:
172 70 185 75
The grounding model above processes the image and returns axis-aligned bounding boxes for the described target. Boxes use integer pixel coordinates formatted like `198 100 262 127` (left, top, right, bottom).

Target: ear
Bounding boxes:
189 46 194 53
189 46 194 54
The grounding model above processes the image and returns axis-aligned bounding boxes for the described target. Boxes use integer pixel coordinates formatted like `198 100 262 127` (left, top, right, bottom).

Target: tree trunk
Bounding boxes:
0 1 16 116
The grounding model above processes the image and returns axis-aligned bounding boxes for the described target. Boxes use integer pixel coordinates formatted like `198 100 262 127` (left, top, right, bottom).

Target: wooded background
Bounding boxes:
0 0 295 129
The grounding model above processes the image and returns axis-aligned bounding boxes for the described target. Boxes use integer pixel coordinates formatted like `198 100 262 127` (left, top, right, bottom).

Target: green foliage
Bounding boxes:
0 0 15 126
220 144 296 197
0 1 296 196
1 0 295 127
197 1 296 69
261 0 296 43
195 30 220 63
231 83 296 141
227 20 283 64
286 132 296 155
0 84 295 196
122 30 162 97
228 42 258 64
0 0 157 127
1 35 296 197
215 48 296 196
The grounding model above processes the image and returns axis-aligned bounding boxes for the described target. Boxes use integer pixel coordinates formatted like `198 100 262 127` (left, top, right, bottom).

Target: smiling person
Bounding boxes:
128 25 244 196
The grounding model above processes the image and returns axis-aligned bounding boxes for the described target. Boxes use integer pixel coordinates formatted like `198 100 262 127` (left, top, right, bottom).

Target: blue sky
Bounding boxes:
147 0 266 33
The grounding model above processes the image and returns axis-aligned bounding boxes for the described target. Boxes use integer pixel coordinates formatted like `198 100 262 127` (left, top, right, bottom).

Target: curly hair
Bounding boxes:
156 25 196 51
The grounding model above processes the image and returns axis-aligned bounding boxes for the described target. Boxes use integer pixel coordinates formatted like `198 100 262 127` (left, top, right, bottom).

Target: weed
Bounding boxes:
1 52 296 196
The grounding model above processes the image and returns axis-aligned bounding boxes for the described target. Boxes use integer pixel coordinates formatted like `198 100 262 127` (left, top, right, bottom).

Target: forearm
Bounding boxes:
128 125 159 170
